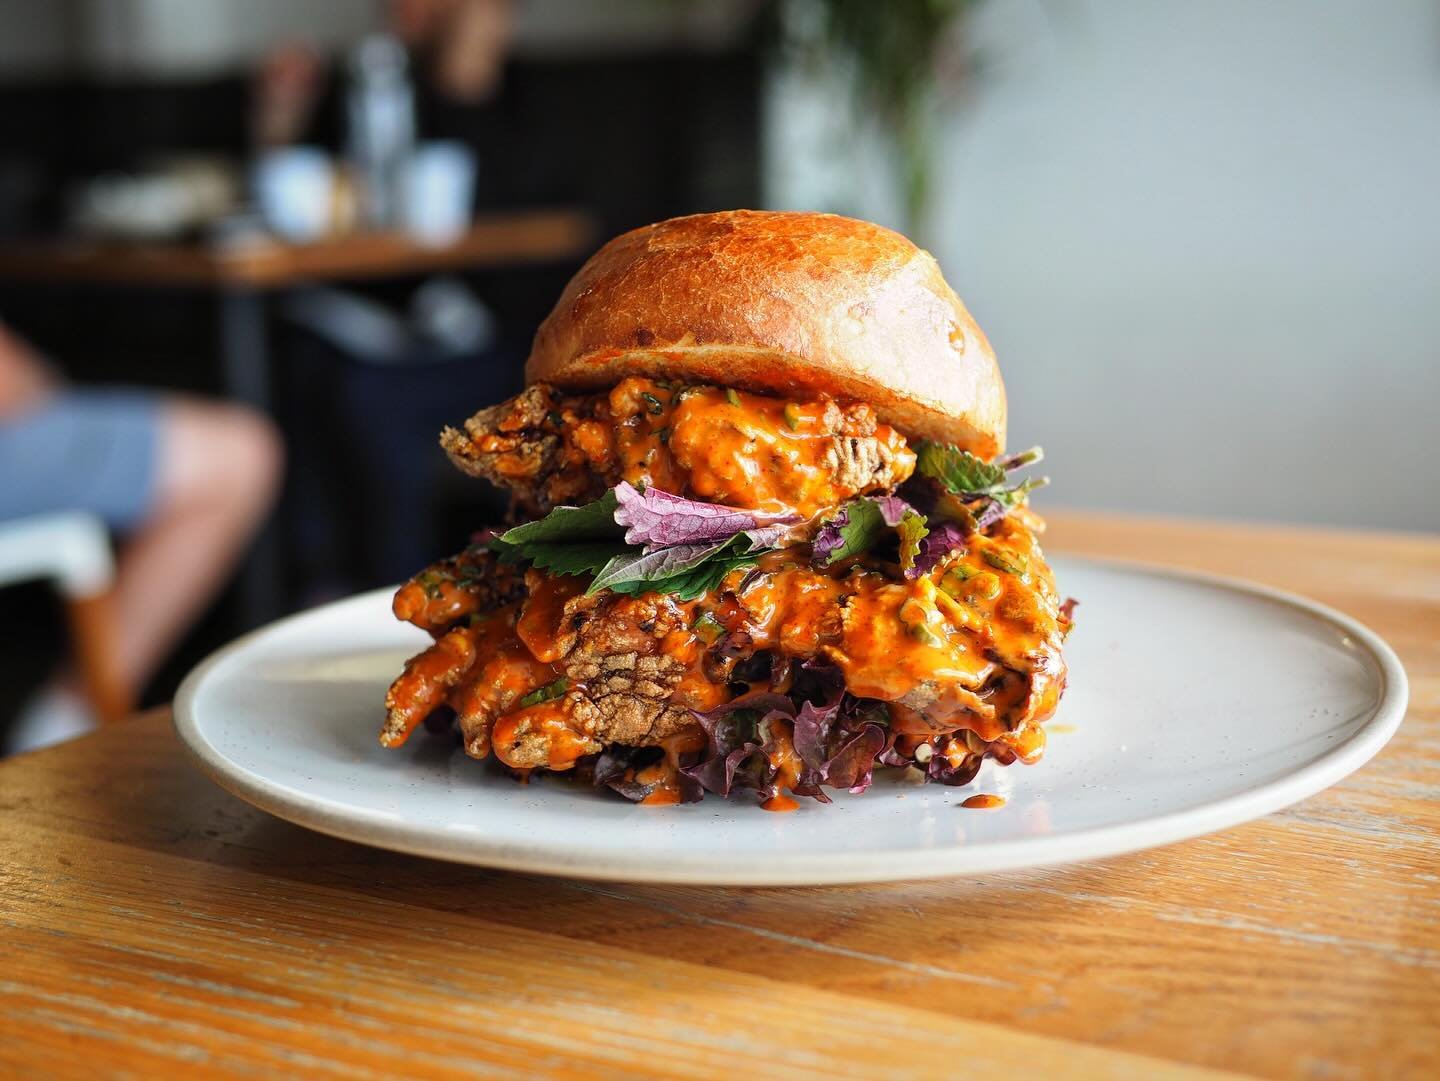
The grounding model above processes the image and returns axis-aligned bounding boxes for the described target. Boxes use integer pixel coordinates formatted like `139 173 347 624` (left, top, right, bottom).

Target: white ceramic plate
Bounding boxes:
174 557 1407 886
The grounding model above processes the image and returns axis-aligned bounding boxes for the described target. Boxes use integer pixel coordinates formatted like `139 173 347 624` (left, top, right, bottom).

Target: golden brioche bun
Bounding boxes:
524 209 1005 457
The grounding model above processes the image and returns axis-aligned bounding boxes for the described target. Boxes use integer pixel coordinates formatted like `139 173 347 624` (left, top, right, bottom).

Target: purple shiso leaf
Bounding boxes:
908 520 968 579
613 481 796 548
740 522 792 550
972 498 1006 532
588 538 732 593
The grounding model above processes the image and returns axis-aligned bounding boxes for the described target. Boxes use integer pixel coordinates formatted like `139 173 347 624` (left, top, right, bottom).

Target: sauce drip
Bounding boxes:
961 793 1006 809
635 730 708 805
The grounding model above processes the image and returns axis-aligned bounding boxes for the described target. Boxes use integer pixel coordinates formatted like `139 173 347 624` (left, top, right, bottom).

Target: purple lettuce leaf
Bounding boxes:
684 744 764 798
871 494 915 526
810 512 849 564
812 495 921 567
790 696 887 797
825 725 888 793
681 692 796 798
613 481 797 548
790 699 844 770
795 658 847 707
876 740 912 768
592 743 705 803
926 753 984 787
908 520 968 579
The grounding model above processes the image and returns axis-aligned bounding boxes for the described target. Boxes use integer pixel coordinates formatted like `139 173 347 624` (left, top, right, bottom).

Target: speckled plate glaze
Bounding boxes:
174 557 1407 885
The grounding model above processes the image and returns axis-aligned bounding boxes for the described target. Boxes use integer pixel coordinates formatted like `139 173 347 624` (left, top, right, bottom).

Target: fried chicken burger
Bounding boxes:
380 210 1073 810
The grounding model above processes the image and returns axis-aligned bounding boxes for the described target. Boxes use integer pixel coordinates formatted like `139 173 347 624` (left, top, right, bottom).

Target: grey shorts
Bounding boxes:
0 388 162 530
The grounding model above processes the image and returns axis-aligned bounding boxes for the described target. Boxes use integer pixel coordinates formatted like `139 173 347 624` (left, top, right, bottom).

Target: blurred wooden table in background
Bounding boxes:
0 208 596 406
0 208 596 624
1 512 1436 1080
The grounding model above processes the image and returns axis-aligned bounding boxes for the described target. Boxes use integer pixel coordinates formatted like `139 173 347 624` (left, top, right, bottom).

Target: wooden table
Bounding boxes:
0 209 596 408
2 512 1436 1080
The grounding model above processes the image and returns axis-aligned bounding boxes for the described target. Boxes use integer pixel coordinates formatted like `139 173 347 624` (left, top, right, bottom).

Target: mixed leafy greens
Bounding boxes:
487 441 1048 600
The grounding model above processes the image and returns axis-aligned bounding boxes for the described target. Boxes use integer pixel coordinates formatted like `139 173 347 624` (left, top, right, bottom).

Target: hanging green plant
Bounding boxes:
775 0 978 235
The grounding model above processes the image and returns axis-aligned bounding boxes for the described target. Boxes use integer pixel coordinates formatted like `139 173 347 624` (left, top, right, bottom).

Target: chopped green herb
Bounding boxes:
982 549 1028 577
907 623 945 648
694 611 725 644
967 571 1003 602
725 388 742 406
939 563 976 599
518 677 568 708
782 402 802 430
640 391 666 415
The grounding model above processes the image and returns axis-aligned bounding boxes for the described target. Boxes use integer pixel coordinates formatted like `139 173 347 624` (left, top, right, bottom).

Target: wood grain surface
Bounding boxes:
0 209 594 288
1 511 1436 1080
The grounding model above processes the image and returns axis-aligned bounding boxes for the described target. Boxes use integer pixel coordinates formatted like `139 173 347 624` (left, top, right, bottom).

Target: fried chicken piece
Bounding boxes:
490 695 604 769
392 545 526 635
440 384 564 488
823 434 908 493
435 378 916 519
447 611 557 759
380 624 481 747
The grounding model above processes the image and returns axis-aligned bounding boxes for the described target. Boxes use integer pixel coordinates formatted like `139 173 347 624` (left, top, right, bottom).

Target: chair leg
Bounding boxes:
64 590 130 724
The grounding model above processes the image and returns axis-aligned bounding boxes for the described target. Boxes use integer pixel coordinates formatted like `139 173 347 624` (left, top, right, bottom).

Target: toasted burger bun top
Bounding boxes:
525 210 1006 458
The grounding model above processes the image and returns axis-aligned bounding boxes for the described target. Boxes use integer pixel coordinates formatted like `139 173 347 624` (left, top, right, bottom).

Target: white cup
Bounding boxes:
253 147 334 243
400 141 476 246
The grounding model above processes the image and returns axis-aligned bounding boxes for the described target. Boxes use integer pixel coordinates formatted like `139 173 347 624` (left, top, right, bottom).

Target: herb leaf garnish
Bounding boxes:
490 485 778 599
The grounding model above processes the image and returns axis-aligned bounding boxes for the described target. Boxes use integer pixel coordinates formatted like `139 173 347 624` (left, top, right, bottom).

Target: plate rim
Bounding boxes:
173 555 1409 886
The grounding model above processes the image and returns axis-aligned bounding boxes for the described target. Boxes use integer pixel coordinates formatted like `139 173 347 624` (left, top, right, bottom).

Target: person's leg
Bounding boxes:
110 397 283 698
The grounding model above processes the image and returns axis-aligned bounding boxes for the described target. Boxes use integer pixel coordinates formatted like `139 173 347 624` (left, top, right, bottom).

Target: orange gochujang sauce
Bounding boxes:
532 376 916 521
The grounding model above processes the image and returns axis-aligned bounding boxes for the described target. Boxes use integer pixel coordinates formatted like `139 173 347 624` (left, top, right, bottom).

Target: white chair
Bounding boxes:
0 511 128 724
